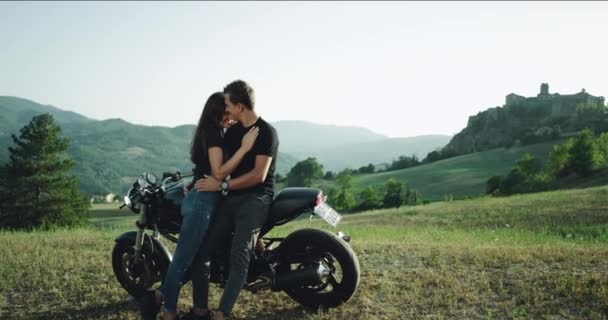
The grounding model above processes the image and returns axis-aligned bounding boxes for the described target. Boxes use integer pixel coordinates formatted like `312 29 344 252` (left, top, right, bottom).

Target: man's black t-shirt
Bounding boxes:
193 129 224 182
223 117 278 197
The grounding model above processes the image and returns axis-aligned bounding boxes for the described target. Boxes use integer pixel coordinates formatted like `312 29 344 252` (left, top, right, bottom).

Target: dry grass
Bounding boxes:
1 186 608 319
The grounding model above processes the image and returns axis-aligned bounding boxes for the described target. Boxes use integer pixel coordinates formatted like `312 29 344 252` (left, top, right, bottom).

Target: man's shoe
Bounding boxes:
179 309 211 320
137 290 161 320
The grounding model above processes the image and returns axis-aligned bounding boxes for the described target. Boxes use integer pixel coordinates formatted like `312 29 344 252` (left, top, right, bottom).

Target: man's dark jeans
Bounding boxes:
191 192 272 315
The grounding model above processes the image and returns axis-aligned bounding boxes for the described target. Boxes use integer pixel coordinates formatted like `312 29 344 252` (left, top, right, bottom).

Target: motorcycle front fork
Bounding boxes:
133 205 159 262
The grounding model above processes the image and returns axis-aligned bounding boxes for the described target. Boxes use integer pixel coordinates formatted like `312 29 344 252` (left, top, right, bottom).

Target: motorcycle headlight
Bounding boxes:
123 194 132 207
125 187 141 213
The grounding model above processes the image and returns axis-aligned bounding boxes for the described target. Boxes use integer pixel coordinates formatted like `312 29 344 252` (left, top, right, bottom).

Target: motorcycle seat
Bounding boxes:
268 187 320 225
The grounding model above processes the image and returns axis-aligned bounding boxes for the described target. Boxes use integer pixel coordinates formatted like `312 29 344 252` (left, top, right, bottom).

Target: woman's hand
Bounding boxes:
183 183 191 195
194 175 221 192
240 126 259 152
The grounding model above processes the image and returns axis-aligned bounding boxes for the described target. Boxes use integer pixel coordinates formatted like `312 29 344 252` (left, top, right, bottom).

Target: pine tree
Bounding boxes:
0 114 90 229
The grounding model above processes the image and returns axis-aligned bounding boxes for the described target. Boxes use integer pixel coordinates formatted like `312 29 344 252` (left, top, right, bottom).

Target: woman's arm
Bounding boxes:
196 155 272 192
208 127 259 181
207 147 245 181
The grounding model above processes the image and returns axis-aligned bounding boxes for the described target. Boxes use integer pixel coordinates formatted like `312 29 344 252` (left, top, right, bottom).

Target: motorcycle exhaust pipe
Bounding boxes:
271 262 330 291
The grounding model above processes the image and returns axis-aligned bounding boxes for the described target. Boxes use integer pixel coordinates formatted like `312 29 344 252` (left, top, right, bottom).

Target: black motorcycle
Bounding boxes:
112 171 360 309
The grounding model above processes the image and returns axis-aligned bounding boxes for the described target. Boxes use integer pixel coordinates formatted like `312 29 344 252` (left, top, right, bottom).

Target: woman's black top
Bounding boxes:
193 129 224 184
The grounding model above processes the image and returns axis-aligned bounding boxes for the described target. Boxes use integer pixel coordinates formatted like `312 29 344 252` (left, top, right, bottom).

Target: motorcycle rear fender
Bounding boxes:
114 231 173 261
278 228 352 256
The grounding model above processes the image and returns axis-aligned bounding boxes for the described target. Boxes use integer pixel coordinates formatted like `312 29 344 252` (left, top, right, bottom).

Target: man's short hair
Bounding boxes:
224 80 255 110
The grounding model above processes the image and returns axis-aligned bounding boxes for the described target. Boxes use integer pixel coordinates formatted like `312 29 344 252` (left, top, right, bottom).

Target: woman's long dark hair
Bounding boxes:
191 92 226 166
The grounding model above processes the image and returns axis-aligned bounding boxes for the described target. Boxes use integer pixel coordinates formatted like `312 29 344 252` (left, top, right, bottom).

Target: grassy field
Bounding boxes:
309 140 564 201
1 186 608 319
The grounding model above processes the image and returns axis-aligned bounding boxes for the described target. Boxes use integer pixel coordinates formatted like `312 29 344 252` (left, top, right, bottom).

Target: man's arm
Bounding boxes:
195 155 272 192
229 155 273 190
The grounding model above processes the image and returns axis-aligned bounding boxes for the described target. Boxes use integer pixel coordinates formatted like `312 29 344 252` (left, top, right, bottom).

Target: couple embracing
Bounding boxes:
138 79 278 320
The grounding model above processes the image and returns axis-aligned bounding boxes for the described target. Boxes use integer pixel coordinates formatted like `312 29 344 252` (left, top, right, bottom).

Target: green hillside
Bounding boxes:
314 140 566 201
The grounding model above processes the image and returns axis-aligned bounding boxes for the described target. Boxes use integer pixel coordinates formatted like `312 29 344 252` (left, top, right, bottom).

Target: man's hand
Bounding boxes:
194 175 221 192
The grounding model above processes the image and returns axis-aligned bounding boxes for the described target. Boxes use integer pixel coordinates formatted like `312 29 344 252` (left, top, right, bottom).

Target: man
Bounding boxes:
187 79 278 320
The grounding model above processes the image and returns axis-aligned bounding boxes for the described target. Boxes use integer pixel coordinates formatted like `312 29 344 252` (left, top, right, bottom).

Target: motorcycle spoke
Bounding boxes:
328 273 339 288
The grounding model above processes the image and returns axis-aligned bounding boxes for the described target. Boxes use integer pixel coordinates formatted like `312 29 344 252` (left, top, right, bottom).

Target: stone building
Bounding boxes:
505 83 605 117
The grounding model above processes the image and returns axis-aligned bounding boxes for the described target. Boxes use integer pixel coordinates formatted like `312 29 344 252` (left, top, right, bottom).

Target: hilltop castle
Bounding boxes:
451 83 607 157
505 83 605 117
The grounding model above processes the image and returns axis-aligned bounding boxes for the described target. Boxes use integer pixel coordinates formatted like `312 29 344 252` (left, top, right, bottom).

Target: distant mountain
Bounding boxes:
273 120 387 153
0 97 92 141
0 96 92 127
309 135 451 171
0 96 298 195
273 120 450 171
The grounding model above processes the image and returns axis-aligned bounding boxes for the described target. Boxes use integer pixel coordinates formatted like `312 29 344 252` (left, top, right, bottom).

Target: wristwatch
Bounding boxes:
220 180 229 196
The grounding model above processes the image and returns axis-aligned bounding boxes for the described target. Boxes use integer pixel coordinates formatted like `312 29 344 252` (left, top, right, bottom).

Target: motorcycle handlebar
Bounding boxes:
159 171 194 191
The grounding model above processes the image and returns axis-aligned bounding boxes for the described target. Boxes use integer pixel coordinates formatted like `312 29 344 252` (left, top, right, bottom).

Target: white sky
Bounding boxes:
2 1 607 137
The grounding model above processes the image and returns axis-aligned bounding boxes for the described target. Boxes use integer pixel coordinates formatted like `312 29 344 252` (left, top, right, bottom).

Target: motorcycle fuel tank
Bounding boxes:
156 181 186 233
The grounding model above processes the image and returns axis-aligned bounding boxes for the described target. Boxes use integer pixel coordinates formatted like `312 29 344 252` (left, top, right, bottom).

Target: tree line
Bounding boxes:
281 157 424 213
486 128 608 196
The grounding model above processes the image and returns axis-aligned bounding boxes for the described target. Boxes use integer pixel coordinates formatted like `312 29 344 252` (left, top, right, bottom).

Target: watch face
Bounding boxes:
220 181 229 196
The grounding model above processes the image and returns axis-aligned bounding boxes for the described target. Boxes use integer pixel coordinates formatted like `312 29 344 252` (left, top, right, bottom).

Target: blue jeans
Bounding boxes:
159 190 219 314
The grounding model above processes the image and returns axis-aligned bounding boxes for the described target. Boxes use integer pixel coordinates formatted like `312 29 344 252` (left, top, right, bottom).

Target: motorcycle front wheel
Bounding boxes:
278 228 361 309
112 237 169 298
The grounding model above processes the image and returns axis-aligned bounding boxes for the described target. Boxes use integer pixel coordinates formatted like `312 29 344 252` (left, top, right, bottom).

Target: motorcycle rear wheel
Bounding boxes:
278 228 360 309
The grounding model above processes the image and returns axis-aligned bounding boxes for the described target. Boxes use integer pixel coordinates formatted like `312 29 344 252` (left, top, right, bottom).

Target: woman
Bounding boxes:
139 92 259 320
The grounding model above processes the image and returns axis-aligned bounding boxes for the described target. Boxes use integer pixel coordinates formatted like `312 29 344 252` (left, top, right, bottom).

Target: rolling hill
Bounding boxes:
312 140 567 201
